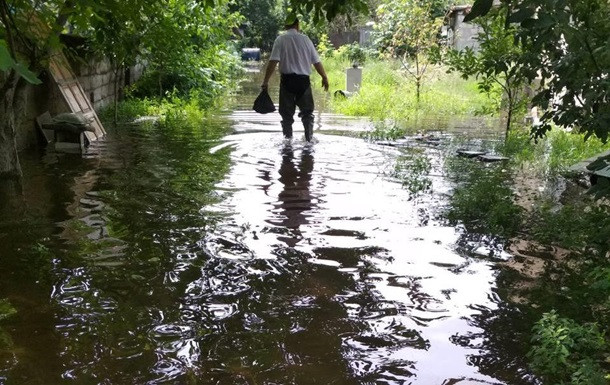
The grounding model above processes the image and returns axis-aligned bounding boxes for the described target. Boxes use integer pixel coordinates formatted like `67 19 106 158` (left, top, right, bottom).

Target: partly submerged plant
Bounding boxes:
528 310 607 385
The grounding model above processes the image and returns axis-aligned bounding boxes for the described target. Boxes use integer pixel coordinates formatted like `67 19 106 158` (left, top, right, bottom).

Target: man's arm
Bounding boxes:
313 62 329 92
261 60 279 89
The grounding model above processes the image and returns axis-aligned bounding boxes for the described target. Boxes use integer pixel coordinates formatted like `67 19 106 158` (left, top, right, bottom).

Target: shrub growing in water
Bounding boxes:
528 310 607 385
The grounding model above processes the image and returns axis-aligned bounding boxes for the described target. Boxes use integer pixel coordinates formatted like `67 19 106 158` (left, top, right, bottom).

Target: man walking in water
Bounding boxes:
261 14 329 142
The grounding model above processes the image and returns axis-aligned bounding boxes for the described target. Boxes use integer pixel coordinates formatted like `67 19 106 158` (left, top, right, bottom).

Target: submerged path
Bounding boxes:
0 74 533 384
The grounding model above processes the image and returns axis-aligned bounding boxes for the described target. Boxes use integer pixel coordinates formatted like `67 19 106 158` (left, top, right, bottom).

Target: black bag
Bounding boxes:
253 89 276 114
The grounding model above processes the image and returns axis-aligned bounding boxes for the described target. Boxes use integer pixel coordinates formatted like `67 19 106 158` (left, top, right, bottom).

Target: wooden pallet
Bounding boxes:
26 11 106 144
48 51 106 143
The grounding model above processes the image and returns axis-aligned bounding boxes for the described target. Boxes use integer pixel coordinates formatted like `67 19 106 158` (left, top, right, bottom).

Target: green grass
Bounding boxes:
497 127 610 175
320 56 497 133
98 92 229 140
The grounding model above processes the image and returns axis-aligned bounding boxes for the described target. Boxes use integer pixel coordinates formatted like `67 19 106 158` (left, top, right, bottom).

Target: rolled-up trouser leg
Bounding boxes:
279 84 296 138
297 86 315 141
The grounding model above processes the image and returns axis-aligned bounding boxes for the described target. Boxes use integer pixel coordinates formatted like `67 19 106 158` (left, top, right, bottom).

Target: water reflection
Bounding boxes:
0 70 537 384
271 143 315 247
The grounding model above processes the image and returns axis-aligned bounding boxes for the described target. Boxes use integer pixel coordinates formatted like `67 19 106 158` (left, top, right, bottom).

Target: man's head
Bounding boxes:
284 13 299 30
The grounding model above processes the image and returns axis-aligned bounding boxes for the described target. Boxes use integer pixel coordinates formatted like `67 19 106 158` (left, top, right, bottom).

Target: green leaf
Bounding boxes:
0 42 14 71
463 0 493 23
0 40 42 84
12 62 42 85
522 14 555 29
0 299 16 322
356 1 368 14
507 7 535 23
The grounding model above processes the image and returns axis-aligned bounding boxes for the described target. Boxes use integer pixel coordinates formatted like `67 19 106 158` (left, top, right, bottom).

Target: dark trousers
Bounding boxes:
279 74 314 139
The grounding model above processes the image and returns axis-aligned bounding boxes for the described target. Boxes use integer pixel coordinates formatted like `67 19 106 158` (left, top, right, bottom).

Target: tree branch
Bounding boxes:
421 60 428 77
55 0 74 30
0 0 17 57
582 36 601 74
399 55 416 79
5 0 36 53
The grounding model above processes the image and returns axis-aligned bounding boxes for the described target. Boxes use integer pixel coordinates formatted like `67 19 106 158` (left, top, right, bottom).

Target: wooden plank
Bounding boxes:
478 155 509 162
48 51 107 140
28 12 106 143
69 83 89 112
60 85 80 111
457 149 487 158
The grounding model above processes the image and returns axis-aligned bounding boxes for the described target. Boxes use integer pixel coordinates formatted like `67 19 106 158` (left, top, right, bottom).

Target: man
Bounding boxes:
261 14 329 142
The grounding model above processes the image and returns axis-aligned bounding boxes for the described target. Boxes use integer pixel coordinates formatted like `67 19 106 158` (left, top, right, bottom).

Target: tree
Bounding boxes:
465 0 610 143
1 0 171 177
0 0 61 178
85 0 155 123
446 7 529 136
231 0 281 52
134 0 241 100
374 0 443 103
288 0 369 23
1 0 370 179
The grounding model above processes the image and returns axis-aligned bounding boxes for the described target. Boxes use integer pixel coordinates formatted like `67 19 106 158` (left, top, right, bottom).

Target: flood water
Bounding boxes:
0 69 536 384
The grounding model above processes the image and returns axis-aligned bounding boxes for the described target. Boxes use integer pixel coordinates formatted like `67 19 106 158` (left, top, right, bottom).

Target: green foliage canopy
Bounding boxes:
231 0 281 51
374 0 442 102
446 7 529 135
465 0 610 143
1 0 372 86
288 0 369 23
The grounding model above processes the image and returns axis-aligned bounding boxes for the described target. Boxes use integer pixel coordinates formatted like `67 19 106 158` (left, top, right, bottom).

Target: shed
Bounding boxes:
444 5 482 52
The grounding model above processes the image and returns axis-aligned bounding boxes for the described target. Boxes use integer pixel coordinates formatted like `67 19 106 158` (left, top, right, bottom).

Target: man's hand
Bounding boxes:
321 77 329 92
314 62 329 92
262 61 278 91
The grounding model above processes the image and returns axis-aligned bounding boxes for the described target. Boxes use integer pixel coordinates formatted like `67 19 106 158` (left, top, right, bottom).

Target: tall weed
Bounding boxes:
497 127 610 176
99 92 227 139
323 57 496 134
445 158 522 237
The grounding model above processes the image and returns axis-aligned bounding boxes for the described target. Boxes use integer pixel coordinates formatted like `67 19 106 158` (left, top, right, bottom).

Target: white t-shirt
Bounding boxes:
269 29 321 75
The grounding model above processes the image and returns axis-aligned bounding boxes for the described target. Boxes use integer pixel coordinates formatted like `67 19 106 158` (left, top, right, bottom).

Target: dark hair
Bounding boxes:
284 16 299 29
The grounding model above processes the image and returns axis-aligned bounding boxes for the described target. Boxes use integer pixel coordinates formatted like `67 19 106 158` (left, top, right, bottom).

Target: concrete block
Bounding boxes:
104 84 113 99
91 76 103 90
79 77 92 93
346 67 362 93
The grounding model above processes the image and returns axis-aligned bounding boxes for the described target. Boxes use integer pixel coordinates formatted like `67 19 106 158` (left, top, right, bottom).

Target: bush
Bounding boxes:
129 49 243 107
528 311 607 385
335 43 376 66
445 160 522 237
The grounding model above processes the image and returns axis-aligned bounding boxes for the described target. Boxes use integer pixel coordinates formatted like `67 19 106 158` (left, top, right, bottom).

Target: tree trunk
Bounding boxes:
114 67 119 125
158 72 163 98
415 54 421 105
505 92 513 140
0 74 24 179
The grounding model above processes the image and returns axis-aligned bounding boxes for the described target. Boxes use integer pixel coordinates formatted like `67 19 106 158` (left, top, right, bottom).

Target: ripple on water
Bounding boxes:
0 82 533 385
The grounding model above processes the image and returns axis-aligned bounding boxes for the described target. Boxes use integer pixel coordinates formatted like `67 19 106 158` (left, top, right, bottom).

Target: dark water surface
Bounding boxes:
0 71 535 384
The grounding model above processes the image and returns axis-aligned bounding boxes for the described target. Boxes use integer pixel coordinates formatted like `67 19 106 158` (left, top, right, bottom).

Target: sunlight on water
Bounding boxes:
0 69 533 384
